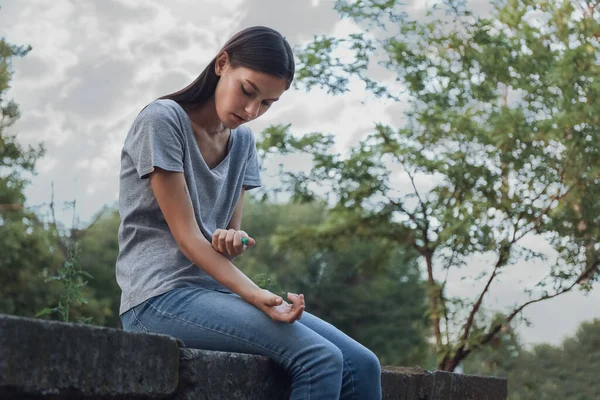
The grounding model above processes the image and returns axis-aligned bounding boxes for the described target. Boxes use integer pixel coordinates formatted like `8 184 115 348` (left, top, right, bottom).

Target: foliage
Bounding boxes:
75 207 123 327
36 243 93 324
259 0 600 370
0 33 65 318
464 318 600 399
0 30 107 325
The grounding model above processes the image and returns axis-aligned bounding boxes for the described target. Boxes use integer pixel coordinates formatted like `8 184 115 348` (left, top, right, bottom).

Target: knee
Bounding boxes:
289 340 344 384
289 342 344 397
290 339 344 371
297 340 344 377
356 348 381 377
318 342 344 372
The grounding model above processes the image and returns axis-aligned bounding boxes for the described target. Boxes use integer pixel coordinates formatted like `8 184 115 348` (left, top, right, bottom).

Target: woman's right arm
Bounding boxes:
148 167 305 322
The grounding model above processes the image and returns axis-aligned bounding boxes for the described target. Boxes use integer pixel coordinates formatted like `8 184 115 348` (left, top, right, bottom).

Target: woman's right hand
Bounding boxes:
250 289 305 323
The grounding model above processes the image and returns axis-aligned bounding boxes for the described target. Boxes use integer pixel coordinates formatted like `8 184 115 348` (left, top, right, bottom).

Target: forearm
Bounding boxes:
179 232 260 302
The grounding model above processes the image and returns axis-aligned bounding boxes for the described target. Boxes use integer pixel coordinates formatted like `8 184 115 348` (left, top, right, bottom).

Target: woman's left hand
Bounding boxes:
212 229 255 258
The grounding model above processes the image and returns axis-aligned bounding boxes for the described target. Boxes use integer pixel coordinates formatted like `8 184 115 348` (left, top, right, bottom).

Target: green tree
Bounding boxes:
75 207 122 327
0 25 101 325
259 0 600 370
465 319 600 399
462 312 523 377
0 32 65 317
237 197 429 367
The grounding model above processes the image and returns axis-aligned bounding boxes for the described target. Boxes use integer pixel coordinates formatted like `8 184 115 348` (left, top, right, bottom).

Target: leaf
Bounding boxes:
35 307 56 318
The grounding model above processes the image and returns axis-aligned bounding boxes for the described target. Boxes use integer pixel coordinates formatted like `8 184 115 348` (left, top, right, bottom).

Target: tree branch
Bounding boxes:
514 186 572 242
458 246 507 349
378 128 428 222
406 167 428 220
512 179 553 234
447 255 600 370
389 198 425 230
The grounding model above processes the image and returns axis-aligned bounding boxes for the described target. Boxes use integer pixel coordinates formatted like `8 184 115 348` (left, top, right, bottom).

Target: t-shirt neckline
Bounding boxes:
164 99 235 172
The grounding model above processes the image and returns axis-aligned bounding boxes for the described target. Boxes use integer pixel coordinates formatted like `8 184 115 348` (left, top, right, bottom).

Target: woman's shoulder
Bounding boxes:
126 99 187 142
234 124 256 146
137 99 182 122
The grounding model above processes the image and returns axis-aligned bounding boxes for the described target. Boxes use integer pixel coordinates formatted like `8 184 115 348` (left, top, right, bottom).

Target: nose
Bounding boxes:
245 101 260 119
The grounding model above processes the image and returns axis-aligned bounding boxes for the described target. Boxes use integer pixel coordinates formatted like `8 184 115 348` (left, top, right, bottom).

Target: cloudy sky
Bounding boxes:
2 0 599 348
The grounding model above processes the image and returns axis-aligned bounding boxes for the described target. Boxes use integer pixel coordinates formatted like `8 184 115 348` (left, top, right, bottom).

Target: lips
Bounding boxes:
233 114 247 123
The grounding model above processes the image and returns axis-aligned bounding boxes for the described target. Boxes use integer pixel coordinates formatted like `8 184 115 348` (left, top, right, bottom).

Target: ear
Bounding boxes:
215 51 229 77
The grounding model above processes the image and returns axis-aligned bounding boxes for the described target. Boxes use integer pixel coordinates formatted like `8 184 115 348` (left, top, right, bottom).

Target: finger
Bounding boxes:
225 229 236 255
287 292 297 304
238 231 255 249
286 293 305 321
270 296 283 306
239 231 256 247
294 294 306 320
212 229 222 249
233 231 244 254
287 292 303 308
283 303 304 323
218 229 228 253
293 305 305 321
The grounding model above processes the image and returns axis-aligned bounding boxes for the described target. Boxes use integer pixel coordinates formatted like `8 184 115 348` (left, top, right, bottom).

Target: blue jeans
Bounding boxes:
120 286 382 399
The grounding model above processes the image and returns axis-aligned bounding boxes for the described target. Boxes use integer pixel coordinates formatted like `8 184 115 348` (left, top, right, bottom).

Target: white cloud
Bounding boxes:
36 156 59 174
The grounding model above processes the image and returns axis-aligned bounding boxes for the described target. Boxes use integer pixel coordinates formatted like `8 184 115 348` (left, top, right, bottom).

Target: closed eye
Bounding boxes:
241 84 274 107
241 85 254 97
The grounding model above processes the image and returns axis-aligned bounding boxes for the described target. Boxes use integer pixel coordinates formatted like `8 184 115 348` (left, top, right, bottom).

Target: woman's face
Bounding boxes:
214 53 288 129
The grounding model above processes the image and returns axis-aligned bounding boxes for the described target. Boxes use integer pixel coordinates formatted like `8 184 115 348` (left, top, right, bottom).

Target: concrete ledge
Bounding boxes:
0 314 179 399
174 348 291 399
0 314 507 399
382 366 507 400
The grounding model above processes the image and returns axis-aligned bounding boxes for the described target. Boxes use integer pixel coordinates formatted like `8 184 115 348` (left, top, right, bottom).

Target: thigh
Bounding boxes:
128 286 337 367
298 312 373 358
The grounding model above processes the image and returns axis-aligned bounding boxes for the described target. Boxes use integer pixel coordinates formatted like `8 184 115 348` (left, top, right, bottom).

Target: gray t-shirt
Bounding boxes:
116 99 261 315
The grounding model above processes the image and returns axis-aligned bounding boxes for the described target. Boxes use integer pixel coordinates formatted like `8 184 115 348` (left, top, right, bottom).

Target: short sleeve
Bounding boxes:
124 102 185 179
243 130 262 190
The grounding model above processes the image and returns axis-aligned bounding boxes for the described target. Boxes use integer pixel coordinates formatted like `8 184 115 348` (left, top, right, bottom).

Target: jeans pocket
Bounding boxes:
132 303 150 332
121 304 149 333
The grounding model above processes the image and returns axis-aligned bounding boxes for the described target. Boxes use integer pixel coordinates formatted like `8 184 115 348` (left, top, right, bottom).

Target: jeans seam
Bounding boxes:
343 357 356 400
145 300 312 398
131 307 149 332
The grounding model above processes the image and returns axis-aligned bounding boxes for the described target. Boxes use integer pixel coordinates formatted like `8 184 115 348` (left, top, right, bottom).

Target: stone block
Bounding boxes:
0 314 179 399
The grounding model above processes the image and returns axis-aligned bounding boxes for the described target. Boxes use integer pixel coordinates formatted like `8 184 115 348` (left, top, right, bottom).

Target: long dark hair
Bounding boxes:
159 26 295 106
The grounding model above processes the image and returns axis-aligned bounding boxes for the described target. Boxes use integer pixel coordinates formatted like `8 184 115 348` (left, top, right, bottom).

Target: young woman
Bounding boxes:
116 26 382 399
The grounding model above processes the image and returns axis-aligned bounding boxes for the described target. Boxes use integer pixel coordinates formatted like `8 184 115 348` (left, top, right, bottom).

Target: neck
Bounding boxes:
184 96 227 137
